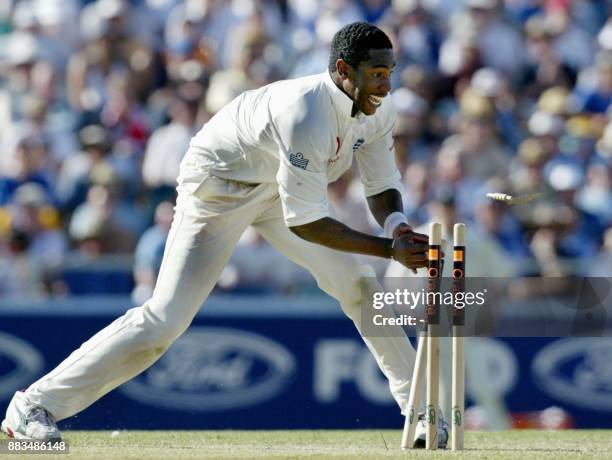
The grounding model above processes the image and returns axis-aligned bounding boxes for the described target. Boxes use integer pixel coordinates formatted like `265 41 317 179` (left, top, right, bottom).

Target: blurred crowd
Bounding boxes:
0 0 610 301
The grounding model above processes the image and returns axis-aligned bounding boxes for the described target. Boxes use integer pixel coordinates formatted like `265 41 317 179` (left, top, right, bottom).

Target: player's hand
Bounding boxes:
391 224 429 273
392 223 428 243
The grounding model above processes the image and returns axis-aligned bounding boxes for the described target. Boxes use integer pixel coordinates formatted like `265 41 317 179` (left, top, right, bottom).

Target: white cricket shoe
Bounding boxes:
1 392 61 441
413 411 448 449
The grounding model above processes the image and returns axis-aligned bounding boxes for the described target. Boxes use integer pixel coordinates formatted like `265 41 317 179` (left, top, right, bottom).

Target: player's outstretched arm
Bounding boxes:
289 217 428 270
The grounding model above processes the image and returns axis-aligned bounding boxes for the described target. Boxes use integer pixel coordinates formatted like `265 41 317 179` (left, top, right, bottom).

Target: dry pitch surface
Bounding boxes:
3 430 612 459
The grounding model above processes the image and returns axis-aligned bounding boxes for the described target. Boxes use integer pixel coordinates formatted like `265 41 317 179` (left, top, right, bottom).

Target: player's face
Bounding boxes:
344 49 395 116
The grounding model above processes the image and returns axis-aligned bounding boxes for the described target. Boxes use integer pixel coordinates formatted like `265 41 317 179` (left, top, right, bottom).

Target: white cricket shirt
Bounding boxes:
187 71 402 226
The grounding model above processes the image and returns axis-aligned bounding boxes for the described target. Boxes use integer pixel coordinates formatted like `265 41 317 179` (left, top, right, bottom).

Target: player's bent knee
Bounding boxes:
151 323 186 347
136 304 192 347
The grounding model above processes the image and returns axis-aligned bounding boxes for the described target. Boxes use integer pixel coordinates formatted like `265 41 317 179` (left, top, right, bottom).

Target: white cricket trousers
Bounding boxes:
25 163 416 420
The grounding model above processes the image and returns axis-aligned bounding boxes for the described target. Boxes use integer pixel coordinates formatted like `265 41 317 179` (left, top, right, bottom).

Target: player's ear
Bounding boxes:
336 59 350 78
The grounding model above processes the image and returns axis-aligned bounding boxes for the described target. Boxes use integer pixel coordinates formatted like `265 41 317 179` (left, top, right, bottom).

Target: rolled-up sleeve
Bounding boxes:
356 123 404 197
271 103 332 227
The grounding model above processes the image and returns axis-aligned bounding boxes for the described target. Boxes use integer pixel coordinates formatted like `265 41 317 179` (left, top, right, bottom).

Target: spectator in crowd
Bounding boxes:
55 124 113 212
436 89 512 218
438 25 482 86
543 2 595 72
99 70 149 151
391 86 432 166
218 226 314 294
0 136 54 205
444 0 525 79
574 51 612 115
162 0 215 84
4 94 78 176
66 0 157 116
0 31 44 140
546 163 604 257
470 67 522 150
527 109 565 173
508 137 558 225
522 15 577 98
441 89 512 181
389 0 440 71
0 182 67 299
142 85 201 221
400 161 430 225
205 20 280 113
576 161 612 225
0 228 46 298
68 182 136 257
131 200 174 305
9 182 67 271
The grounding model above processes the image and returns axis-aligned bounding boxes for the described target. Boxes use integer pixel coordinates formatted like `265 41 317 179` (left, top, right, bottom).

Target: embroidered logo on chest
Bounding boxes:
352 138 365 153
289 152 309 170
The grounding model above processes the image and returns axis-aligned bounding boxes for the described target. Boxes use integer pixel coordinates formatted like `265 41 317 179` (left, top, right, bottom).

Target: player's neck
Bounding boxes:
330 71 359 118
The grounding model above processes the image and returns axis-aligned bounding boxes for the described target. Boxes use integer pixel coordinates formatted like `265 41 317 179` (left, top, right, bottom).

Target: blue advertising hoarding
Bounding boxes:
1 295 611 430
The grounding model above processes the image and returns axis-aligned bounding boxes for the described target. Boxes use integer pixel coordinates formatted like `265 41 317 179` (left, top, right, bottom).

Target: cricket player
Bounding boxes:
2 22 442 445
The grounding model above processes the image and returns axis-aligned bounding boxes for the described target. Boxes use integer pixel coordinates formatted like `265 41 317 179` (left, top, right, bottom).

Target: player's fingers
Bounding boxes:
409 254 428 263
410 231 429 244
394 223 413 235
406 243 428 254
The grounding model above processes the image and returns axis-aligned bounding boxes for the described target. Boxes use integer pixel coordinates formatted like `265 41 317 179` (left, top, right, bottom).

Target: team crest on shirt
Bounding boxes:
352 138 365 153
289 152 309 170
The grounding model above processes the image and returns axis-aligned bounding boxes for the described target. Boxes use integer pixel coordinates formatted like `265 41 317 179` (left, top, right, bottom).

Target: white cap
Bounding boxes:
13 183 48 207
548 164 583 191
96 0 126 19
315 12 343 45
598 21 612 50
80 2 105 40
69 206 107 240
185 0 209 22
471 67 501 97
528 111 564 137
392 87 428 116
35 0 77 26
4 32 39 65
12 1 38 29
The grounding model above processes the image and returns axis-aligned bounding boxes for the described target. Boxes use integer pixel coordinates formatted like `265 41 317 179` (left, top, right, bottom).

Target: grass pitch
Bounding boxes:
5 430 612 459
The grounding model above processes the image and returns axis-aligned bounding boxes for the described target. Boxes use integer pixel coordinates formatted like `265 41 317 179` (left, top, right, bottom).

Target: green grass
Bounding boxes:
4 430 612 459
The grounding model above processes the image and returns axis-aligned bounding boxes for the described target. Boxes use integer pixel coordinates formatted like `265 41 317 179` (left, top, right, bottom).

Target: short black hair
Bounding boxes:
328 22 393 74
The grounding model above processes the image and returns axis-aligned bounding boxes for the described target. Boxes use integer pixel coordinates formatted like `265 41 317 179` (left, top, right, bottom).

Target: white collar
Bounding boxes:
322 71 365 122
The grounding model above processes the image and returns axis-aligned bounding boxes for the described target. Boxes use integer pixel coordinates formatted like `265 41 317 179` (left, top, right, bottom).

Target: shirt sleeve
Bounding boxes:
270 102 331 227
355 107 404 197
